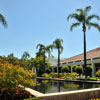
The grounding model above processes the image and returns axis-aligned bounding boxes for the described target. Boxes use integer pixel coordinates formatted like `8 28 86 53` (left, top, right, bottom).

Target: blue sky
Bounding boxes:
0 0 100 58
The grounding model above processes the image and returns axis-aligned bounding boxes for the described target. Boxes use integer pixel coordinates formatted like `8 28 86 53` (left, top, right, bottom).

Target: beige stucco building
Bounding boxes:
58 47 100 76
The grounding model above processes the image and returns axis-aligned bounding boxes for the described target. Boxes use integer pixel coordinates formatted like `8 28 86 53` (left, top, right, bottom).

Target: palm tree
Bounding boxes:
53 38 63 77
67 6 100 79
0 13 7 27
36 43 53 73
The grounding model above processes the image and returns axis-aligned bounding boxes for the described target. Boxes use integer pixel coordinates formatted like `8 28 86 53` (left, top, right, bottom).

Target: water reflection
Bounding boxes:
33 79 100 93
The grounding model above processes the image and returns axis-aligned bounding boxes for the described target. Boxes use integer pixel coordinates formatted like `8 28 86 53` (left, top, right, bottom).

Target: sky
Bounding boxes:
0 0 100 58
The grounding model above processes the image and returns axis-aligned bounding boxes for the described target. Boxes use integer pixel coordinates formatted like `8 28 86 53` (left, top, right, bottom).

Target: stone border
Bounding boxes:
25 78 100 100
25 86 100 100
36 77 100 84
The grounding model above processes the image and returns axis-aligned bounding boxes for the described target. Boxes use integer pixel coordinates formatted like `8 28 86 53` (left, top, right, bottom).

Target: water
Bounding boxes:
33 79 100 94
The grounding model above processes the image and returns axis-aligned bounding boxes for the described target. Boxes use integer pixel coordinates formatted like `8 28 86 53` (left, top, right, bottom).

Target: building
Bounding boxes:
60 47 100 76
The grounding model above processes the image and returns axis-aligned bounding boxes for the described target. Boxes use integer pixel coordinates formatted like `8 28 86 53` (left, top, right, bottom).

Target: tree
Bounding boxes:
53 38 63 77
67 6 100 79
36 44 53 73
0 13 7 27
21 51 30 60
32 57 51 76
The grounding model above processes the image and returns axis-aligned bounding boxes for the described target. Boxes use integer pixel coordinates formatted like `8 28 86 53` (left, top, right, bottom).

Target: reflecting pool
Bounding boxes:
33 79 100 94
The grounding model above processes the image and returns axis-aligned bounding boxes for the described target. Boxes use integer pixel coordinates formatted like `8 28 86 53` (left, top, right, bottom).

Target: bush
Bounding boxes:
96 69 100 77
0 87 33 100
42 73 50 78
63 72 79 79
49 72 58 78
86 65 93 76
0 60 38 99
0 61 37 89
61 65 70 73
59 73 63 78
72 65 78 72
75 66 83 75
71 72 79 79
63 73 71 79
88 77 97 81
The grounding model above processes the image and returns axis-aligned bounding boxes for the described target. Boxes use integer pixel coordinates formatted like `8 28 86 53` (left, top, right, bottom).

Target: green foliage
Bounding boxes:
72 65 83 75
61 65 70 73
22 97 39 100
67 6 100 31
0 87 33 100
0 13 8 27
0 59 37 90
42 73 50 78
21 51 30 60
86 65 93 76
59 73 63 78
32 57 51 76
96 69 100 77
75 66 83 75
88 77 97 81
49 72 58 78
63 72 79 79
72 65 78 72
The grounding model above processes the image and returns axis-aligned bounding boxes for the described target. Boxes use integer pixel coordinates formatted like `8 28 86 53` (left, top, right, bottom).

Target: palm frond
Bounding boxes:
60 46 63 54
53 38 63 51
88 22 100 31
36 43 45 50
87 14 100 21
76 8 83 15
67 13 80 21
70 22 80 31
0 13 7 27
84 6 91 16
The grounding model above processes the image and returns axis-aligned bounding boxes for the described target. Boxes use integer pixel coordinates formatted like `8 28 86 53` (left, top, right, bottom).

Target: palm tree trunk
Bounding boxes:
83 22 87 79
44 50 45 73
58 48 60 77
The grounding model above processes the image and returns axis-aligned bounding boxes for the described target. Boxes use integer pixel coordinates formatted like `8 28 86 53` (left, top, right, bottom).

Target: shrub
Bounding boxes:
75 66 83 75
63 73 71 79
61 65 70 73
63 72 79 79
88 77 97 81
49 72 58 78
71 72 79 79
0 62 37 89
0 87 33 100
0 60 38 99
96 69 100 77
42 73 50 78
59 73 63 78
72 65 78 72
86 65 93 76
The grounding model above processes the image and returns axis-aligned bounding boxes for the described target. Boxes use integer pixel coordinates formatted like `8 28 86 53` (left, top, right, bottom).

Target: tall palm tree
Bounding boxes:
53 38 63 77
36 43 53 73
0 13 7 27
67 6 100 79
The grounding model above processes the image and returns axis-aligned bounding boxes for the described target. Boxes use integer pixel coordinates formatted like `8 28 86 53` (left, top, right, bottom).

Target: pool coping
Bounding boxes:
36 77 100 84
21 78 100 100
25 86 100 98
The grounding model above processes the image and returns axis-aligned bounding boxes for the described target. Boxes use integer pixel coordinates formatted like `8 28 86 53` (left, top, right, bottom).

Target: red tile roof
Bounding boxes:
61 47 100 63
